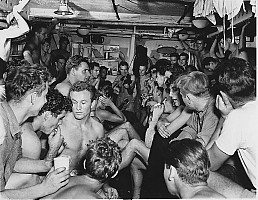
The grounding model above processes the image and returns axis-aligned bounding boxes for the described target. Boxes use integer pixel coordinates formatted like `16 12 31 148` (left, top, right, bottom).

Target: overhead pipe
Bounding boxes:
33 17 192 28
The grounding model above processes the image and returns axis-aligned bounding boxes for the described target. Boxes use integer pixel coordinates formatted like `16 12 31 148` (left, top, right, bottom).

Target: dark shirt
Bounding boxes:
0 101 22 191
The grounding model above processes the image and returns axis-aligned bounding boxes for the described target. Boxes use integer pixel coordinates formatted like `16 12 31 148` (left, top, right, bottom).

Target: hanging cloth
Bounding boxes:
213 0 244 20
250 0 257 17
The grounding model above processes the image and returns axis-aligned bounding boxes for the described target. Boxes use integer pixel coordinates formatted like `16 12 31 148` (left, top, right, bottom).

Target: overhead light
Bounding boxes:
192 17 210 29
54 0 73 16
77 25 90 36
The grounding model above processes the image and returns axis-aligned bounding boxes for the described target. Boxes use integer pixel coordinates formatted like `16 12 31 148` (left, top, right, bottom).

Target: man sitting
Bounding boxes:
164 138 225 198
43 137 122 199
208 58 257 192
55 55 91 96
5 88 71 189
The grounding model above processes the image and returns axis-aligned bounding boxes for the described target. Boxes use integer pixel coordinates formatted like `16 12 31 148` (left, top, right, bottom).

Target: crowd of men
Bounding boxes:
0 0 256 199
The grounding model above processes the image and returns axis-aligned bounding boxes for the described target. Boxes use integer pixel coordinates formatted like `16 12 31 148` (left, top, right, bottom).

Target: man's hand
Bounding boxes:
48 126 64 156
102 185 119 199
215 91 233 118
158 123 171 138
99 96 113 107
40 167 70 196
152 103 164 121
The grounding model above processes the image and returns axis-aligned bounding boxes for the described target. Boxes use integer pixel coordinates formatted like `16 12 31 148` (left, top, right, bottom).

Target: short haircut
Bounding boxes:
99 85 114 98
165 138 210 185
155 59 171 72
69 81 97 101
80 137 122 183
179 52 189 61
59 36 69 43
43 37 51 45
5 63 50 102
54 54 67 63
38 88 72 117
32 22 48 34
214 58 256 107
65 55 89 74
176 71 210 98
118 61 129 69
202 57 217 67
100 66 108 72
89 62 100 70
170 52 179 60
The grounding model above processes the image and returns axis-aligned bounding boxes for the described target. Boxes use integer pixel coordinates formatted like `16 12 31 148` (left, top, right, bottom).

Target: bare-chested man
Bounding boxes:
55 55 91 97
5 88 71 189
23 22 48 65
59 81 104 170
59 81 145 173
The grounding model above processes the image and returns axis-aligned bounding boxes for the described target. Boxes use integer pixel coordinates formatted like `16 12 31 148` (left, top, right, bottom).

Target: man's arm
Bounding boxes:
1 167 70 199
23 44 34 65
5 3 30 39
179 40 197 56
208 143 230 171
13 157 51 173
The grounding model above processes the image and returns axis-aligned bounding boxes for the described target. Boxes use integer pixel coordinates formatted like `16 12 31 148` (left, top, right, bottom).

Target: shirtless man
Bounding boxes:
217 23 249 61
164 138 225 199
23 22 48 65
59 81 143 173
42 137 121 199
59 81 104 170
55 55 91 96
5 88 71 189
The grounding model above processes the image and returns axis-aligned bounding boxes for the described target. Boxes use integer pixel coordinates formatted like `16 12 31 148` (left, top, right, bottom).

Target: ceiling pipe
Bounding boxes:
33 17 192 28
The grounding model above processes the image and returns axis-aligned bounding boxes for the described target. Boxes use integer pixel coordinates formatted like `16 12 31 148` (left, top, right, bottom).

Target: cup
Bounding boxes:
54 155 70 170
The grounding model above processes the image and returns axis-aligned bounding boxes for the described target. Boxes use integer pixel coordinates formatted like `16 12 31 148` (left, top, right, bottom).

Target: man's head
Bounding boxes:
202 57 218 76
170 53 179 66
89 62 100 79
164 138 210 195
139 65 148 77
65 55 91 82
179 52 189 68
99 66 108 80
118 61 129 77
176 71 210 110
5 63 51 116
80 137 122 183
54 55 66 72
195 39 205 51
42 37 51 53
59 36 69 50
32 22 48 43
69 81 96 120
215 58 256 108
38 88 71 134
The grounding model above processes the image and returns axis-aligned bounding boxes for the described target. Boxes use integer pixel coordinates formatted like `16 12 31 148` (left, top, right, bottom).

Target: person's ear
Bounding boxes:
168 166 177 181
71 68 76 75
43 111 52 121
31 91 38 105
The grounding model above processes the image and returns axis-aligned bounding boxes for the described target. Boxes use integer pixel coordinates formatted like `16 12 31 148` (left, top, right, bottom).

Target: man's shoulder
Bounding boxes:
55 184 100 199
55 81 71 96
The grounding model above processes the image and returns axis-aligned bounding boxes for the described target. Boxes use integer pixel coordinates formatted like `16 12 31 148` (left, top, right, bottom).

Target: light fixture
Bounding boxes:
192 17 210 29
54 0 73 16
77 25 90 36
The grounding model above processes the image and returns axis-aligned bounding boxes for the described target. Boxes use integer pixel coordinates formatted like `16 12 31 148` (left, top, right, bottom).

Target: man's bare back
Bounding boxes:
55 79 71 97
59 112 104 170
